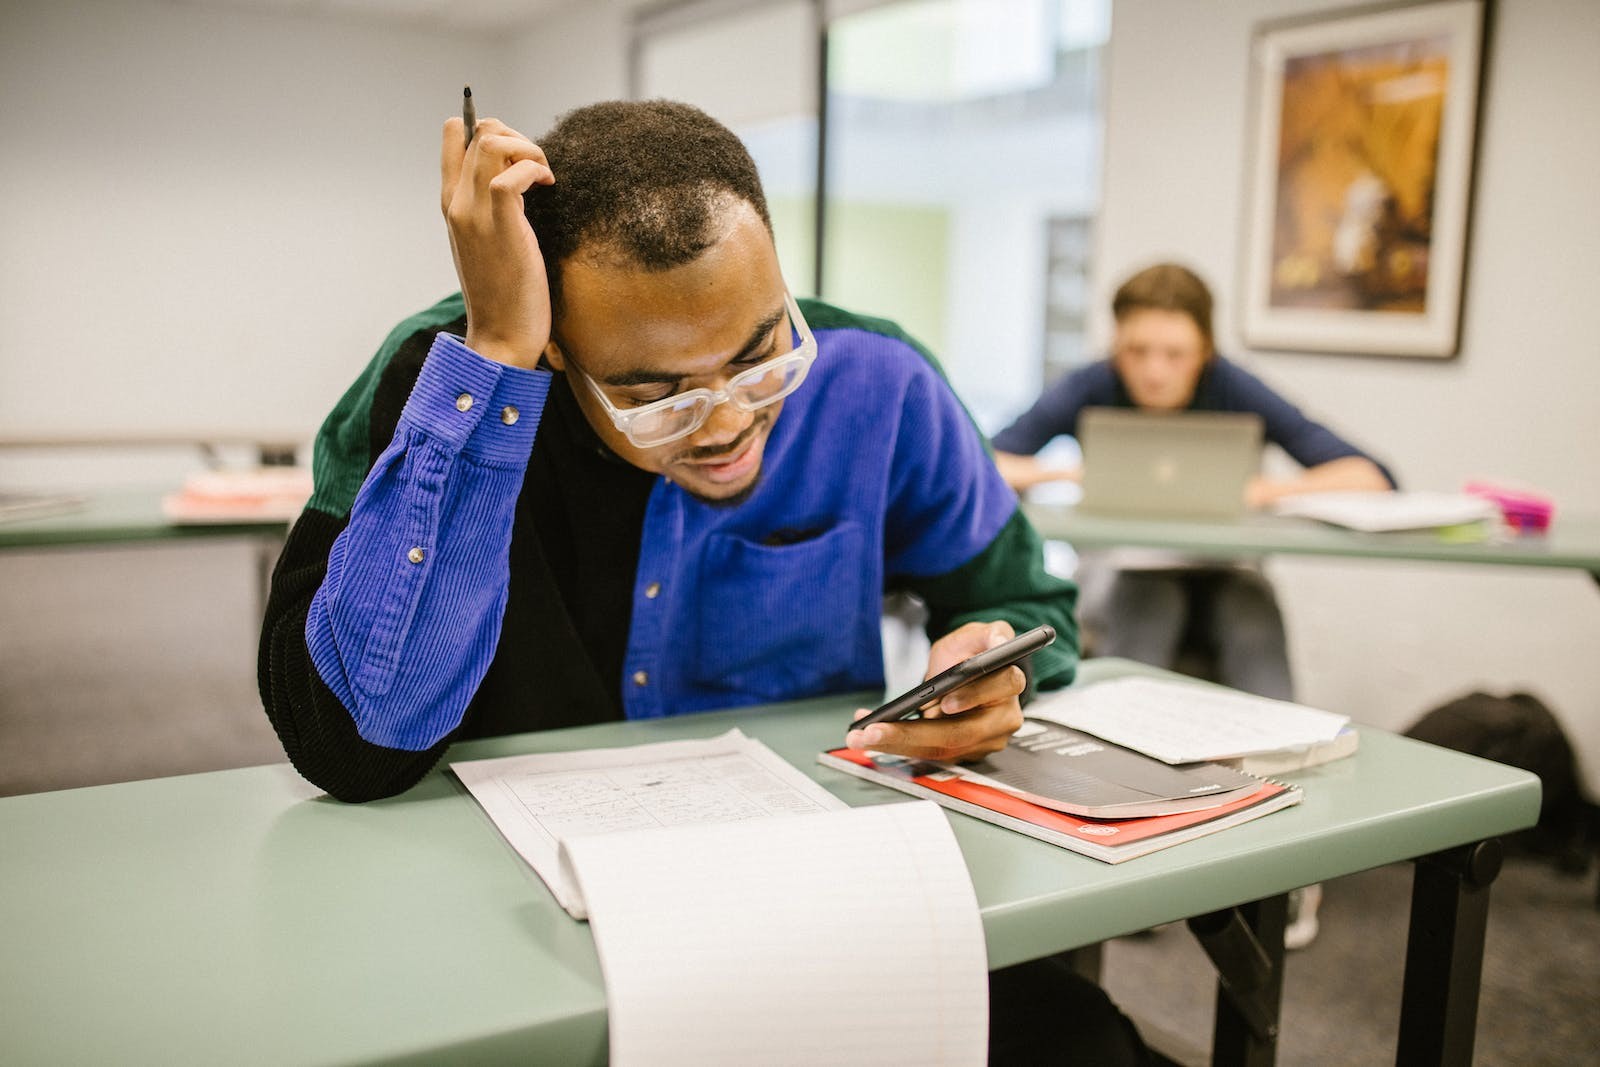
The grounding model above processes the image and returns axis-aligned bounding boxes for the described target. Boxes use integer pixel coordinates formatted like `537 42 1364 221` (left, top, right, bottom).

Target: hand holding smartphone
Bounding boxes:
847 624 1055 735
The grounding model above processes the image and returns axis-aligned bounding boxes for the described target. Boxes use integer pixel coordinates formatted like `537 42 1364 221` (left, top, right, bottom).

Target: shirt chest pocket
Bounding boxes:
692 522 875 701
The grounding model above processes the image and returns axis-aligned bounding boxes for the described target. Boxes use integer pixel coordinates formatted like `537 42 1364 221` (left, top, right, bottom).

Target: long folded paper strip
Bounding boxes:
565 802 987 1066
1026 677 1350 765
453 732 988 1066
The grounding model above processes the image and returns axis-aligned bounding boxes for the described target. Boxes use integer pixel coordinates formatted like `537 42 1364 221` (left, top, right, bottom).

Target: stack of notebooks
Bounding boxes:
821 677 1356 863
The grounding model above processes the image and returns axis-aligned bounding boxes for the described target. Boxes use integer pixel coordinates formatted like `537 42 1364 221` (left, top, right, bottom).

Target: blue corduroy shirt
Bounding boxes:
308 322 1023 752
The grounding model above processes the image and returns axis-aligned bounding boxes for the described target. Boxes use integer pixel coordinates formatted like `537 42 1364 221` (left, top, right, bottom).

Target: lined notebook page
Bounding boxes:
562 801 987 1066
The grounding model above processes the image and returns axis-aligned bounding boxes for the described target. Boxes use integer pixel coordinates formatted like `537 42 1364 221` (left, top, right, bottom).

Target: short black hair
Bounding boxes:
524 100 773 310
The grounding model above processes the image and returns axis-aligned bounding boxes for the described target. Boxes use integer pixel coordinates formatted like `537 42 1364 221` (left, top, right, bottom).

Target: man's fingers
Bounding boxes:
938 665 1026 716
441 117 551 215
488 158 555 201
440 117 467 214
472 132 550 170
923 619 1015 679
849 701 1021 761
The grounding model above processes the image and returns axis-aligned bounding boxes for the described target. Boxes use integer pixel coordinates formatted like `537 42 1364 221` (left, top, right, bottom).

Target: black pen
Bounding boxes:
463 85 476 147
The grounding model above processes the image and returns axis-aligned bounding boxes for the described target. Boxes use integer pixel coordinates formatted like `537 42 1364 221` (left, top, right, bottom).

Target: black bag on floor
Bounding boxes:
1405 691 1595 872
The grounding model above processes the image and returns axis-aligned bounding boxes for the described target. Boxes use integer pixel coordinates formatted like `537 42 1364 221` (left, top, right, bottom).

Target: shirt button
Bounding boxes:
455 393 473 412
632 670 649 687
407 547 425 564
501 405 519 425
644 582 661 599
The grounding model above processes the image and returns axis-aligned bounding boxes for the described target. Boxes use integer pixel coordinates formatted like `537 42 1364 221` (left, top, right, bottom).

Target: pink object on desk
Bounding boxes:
1464 481 1555 532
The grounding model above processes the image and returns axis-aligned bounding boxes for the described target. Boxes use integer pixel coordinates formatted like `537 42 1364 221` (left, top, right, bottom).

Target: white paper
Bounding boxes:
451 730 846 918
1029 676 1349 764
563 801 988 1067
1272 490 1497 532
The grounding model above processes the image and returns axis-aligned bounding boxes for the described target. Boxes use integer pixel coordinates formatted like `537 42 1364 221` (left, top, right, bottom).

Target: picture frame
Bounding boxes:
1239 0 1486 357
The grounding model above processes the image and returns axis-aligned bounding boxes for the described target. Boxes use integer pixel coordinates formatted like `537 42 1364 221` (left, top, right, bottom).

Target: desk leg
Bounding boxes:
1191 893 1287 1067
1397 840 1502 1067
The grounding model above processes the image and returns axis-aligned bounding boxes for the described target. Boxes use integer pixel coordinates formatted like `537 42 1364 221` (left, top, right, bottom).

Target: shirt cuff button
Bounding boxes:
407 547 426 564
632 670 649 687
455 393 474 412
501 405 519 425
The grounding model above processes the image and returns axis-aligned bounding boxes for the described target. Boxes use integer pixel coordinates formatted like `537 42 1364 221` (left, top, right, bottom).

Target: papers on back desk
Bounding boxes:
1029 677 1350 765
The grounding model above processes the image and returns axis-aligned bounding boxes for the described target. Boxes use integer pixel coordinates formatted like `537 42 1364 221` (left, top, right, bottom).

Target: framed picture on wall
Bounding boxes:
1239 0 1486 357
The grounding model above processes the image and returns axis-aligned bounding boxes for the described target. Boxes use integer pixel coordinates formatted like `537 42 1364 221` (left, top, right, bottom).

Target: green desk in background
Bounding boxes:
0 488 291 548
0 660 1538 1067
1022 502 1600 578
0 488 292 610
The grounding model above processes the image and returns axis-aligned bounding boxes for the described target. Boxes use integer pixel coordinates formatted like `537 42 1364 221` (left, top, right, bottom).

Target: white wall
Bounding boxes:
0 0 510 447
1097 0 1600 791
504 0 631 138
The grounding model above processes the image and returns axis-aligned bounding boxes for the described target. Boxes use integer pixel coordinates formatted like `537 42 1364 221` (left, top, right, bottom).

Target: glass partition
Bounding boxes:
822 0 1110 431
633 0 822 296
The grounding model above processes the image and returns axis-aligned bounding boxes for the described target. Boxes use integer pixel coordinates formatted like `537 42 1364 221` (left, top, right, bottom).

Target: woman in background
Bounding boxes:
993 262 1393 701
993 263 1394 948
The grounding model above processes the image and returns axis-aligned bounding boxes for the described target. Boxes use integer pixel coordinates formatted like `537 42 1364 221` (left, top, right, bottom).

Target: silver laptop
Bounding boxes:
1076 408 1263 520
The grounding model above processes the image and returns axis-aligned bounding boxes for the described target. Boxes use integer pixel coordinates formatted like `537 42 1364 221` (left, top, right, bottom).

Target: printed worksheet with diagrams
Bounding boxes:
451 729 848 918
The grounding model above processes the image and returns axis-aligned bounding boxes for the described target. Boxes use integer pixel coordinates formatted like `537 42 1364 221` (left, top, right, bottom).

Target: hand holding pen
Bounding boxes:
440 88 555 370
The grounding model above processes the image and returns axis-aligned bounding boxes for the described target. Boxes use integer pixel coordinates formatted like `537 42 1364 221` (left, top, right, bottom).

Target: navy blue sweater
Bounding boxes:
993 356 1394 484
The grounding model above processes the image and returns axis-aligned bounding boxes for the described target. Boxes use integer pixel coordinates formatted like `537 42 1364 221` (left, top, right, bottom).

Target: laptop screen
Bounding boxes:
1076 408 1263 520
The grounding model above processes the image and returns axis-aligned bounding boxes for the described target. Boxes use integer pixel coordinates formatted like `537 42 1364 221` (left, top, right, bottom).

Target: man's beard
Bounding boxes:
673 413 772 509
691 468 764 509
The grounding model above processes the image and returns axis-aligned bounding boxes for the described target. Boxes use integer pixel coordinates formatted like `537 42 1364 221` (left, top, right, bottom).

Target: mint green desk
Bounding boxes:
0 661 1538 1066
1022 502 1600 576
0 489 292 613
0 489 290 549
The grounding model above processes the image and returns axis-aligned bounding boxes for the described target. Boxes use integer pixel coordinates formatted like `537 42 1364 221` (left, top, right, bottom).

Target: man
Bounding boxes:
258 100 1147 1064
259 99 1077 802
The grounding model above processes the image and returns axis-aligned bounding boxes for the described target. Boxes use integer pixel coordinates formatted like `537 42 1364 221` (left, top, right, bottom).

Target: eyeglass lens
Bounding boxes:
626 355 809 446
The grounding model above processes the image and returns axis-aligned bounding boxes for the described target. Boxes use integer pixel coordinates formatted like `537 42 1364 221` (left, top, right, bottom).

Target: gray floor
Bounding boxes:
1104 858 1600 1066
0 541 283 797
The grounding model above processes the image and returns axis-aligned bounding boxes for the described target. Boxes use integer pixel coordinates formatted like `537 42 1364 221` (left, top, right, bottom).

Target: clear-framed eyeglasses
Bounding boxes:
568 289 818 449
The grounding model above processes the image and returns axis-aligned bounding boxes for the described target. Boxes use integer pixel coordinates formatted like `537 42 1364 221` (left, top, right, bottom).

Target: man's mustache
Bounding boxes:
676 412 771 462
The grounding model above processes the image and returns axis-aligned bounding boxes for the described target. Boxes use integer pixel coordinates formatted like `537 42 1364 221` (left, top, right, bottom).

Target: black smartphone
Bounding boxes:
847 624 1056 735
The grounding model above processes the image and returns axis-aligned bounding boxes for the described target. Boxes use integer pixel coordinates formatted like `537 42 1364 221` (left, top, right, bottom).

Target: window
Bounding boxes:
630 0 1112 431
822 0 1110 431
633 0 822 296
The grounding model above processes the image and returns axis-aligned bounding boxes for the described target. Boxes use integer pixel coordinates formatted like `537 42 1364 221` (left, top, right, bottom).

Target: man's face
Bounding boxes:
547 202 792 504
1110 308 1210 411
